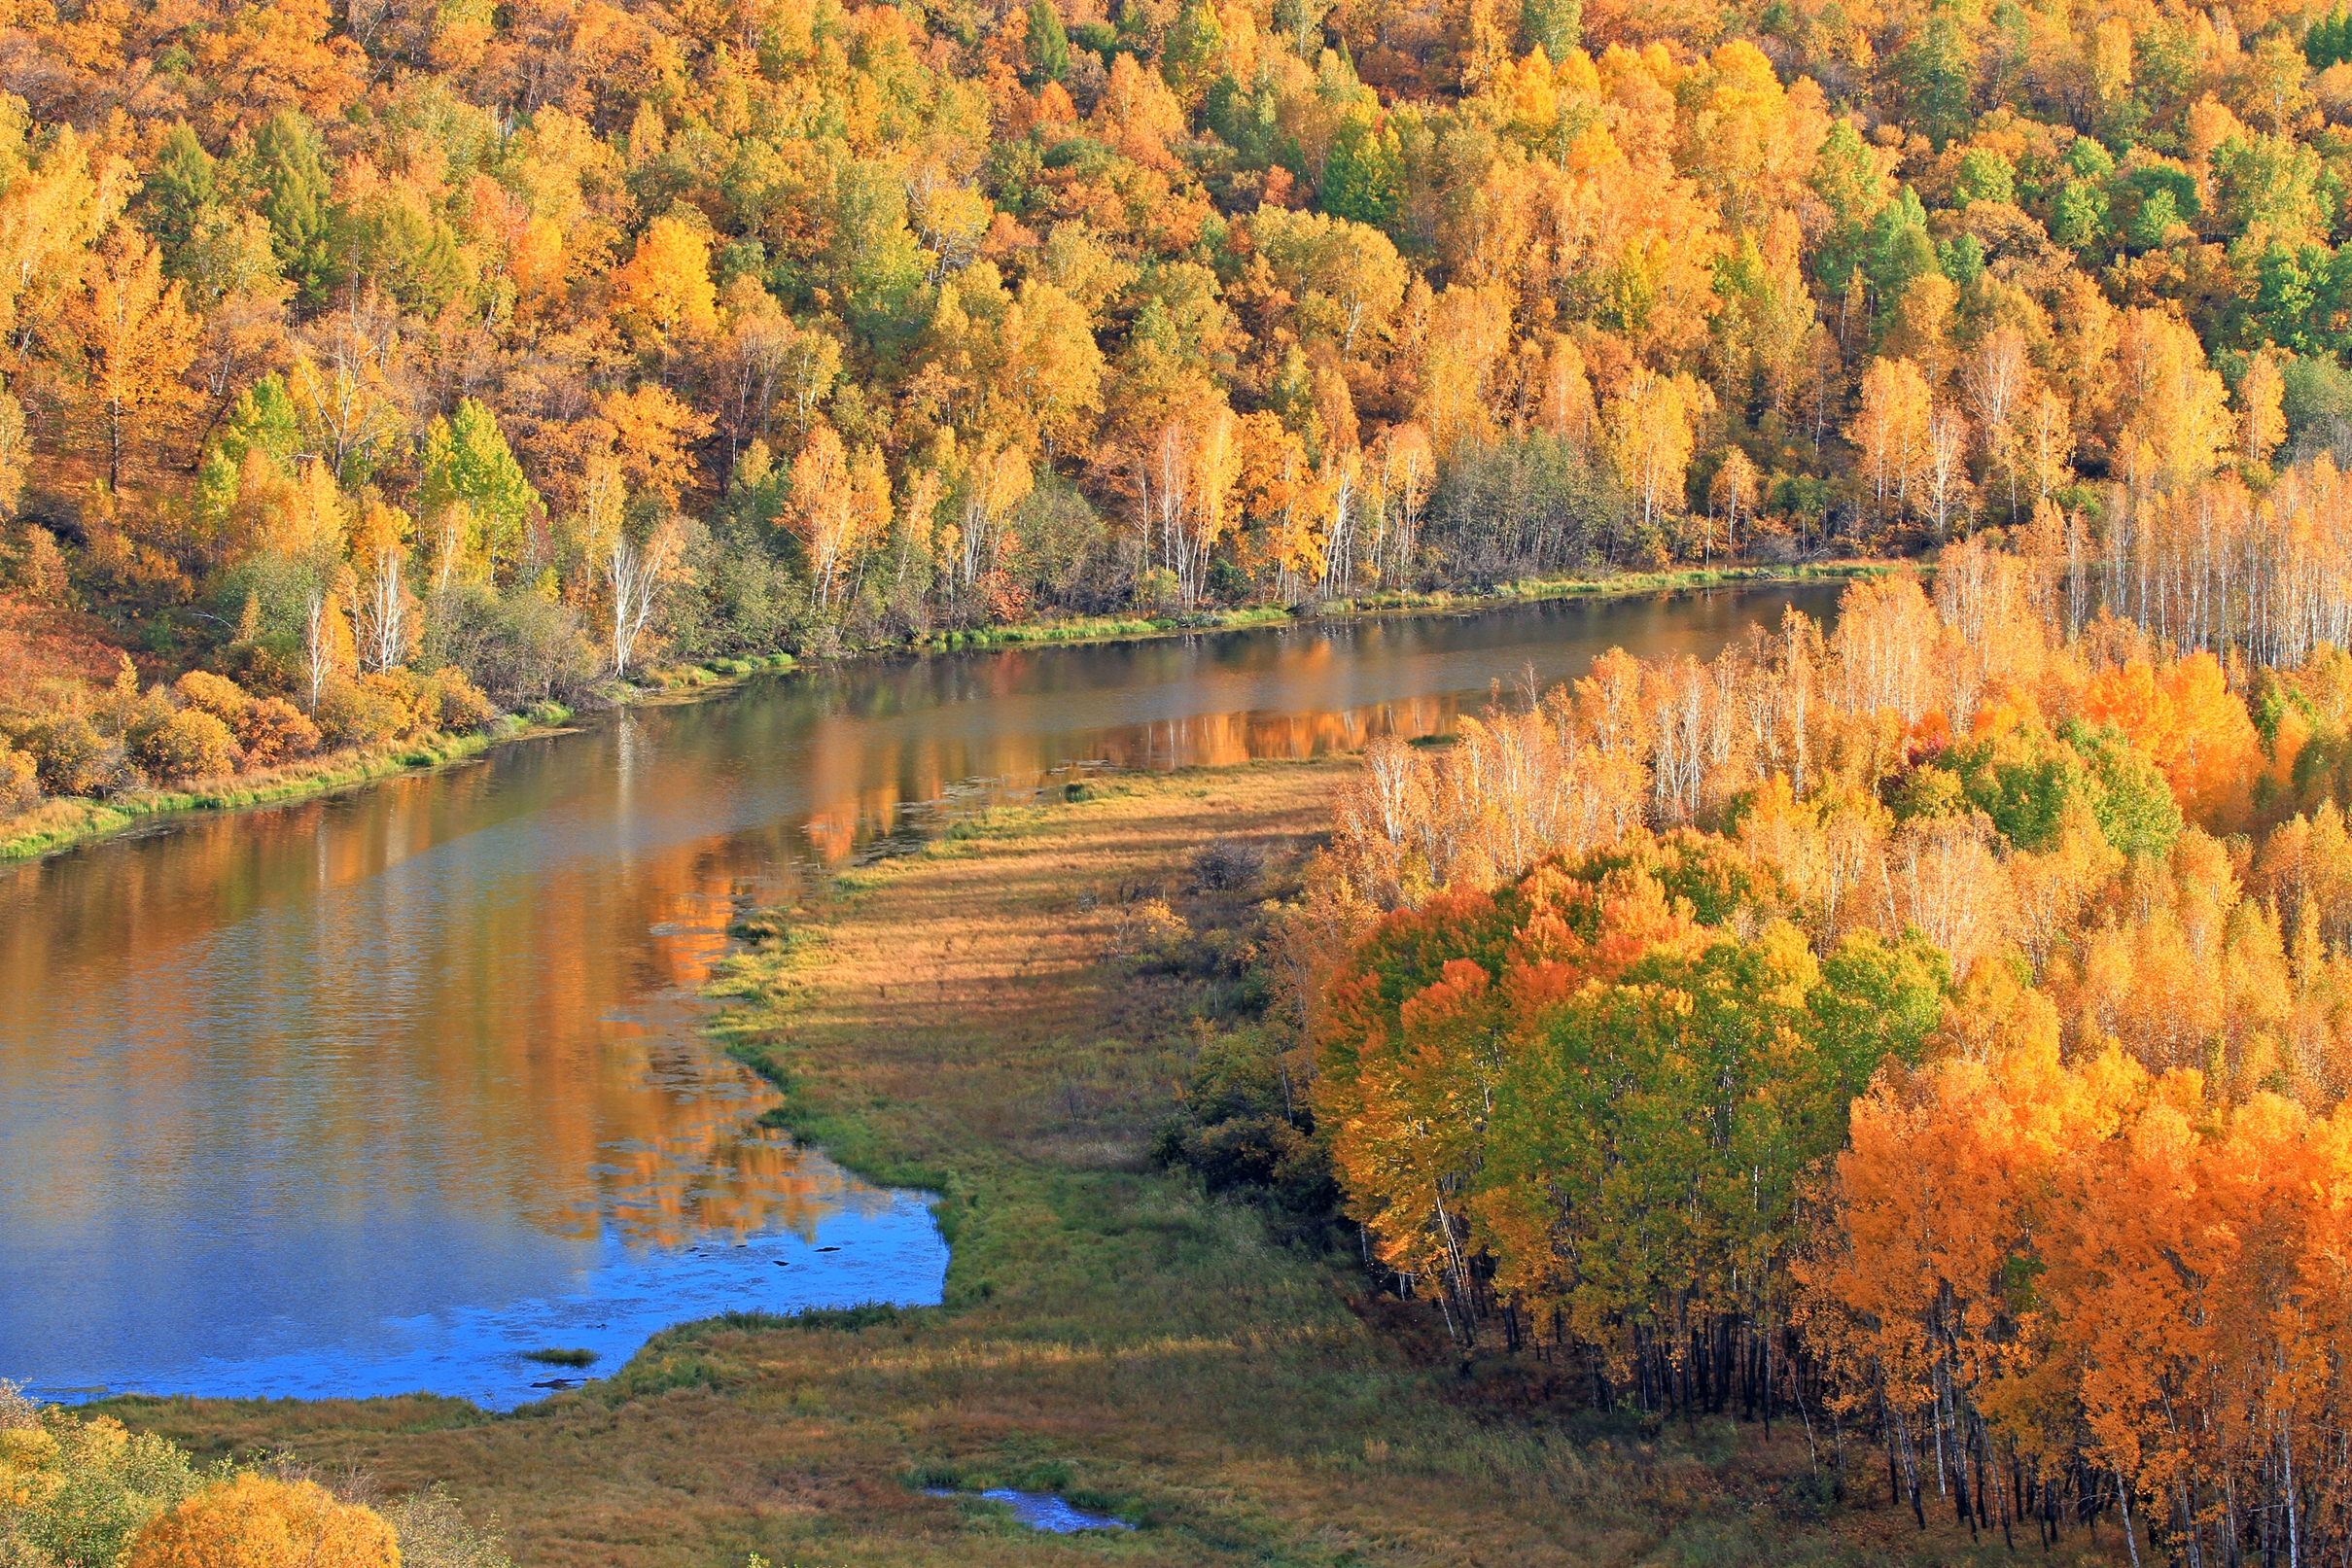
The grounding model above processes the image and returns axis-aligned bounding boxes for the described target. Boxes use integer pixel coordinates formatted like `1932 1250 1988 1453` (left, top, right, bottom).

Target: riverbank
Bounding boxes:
106 759 2098 1567
0 650 807 864
0 650 798 864
0 562 1875 866
915 559 1896 654
0 704 574 862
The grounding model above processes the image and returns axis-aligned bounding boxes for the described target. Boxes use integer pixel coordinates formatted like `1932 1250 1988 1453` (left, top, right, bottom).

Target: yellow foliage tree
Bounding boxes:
67 225 198 492
125 1476 398 1568
610 217 718 355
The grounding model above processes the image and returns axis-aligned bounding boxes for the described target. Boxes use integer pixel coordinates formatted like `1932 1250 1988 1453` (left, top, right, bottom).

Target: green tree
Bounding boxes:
1866 187 1939 323
2053 178 2110 252
1897 3 1977 149
2065 719 2183 859
1952 147 2015 206
1162 0 1226 106
1943 722 2090 852
1027 0 1071 84
139 124 217 271
1520 0 1580 59
2307 5 2352 70
250 111 338 306
1317 113 1403 229
420 400 542 583
1811 120 1888 293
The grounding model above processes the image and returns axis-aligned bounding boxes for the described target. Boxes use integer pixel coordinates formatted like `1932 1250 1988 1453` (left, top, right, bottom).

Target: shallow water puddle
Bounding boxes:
926 1487 1135 1532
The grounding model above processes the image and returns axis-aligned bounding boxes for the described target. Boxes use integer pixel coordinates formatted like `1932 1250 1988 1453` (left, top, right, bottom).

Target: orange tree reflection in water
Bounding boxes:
798 693 1463 863
0 745 875 1272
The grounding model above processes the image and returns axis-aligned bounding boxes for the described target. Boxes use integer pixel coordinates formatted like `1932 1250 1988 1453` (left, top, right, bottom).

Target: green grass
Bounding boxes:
928 605 1294 651
521 1348 599 1368
620 653 798 693
1341 559 1904 614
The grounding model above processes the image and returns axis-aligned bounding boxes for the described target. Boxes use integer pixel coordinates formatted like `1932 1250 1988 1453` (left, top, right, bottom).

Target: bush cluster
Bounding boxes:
0 657 494 817
0 1381 515 1568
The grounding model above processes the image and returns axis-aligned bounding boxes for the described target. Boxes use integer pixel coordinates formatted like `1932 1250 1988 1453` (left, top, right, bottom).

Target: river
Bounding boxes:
0 584 1843 1409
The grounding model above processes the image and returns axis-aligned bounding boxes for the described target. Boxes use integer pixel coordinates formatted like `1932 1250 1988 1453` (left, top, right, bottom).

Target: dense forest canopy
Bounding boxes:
7 0 2352 724
1284 561 2352 1562
18 0 2352 1552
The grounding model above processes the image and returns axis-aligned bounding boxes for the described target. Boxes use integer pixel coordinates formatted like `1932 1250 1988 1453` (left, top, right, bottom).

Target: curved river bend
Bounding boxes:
0 585 1839 1409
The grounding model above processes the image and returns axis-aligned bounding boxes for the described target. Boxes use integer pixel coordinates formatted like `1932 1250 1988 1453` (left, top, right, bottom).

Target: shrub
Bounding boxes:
1152 1028 1339 1224
172 670 251 723
0 742 37 814
132 709 239 784
3 1393 499 1568
1191 836 1264 891
1 1386 201 1568
0 521 68 597
25 714 128 796
419 665 494 731
422 583 599 704
1106 896 1192 970
359 670 428 737
377 1483 518 1568
124 1475 398 1568
217 641 302 698
234 697 321 767
314 678 404 749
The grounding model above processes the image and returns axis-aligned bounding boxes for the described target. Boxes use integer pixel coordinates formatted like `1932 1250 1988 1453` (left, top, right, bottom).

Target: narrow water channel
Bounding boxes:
0 585 1842 1408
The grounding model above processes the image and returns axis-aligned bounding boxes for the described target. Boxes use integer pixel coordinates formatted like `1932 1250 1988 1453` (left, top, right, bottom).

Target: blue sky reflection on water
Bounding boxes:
24 1176 944 1411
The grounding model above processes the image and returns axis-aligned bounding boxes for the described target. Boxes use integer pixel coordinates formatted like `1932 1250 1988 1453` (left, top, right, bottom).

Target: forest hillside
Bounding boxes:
5 0 2352 784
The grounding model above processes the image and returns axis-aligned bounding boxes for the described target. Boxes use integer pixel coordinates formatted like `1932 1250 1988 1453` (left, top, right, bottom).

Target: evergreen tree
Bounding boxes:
1318 114 1402 228
1027 0 1071 85
140 123 217 271
251 111 338 306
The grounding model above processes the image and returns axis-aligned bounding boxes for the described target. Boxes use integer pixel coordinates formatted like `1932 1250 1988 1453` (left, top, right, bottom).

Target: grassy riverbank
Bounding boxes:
0 652 808 865
0 651 786 864
2 562 1871 866
106 759 2113 1568
0 709 574 862
921 560 1894 653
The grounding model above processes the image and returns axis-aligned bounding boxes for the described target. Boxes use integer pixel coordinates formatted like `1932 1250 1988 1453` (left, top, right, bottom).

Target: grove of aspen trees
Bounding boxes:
1295 550 2352 1561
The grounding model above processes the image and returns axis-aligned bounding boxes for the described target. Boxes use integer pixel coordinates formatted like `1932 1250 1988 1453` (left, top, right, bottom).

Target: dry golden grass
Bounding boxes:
111 759 2126 1567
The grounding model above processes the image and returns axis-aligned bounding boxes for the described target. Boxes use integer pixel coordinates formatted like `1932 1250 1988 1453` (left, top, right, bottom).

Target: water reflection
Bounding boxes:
790 588 1841 861
0 586 1836 1404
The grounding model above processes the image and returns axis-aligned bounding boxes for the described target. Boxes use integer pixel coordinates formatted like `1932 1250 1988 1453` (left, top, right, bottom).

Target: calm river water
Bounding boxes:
0 585 1841 1408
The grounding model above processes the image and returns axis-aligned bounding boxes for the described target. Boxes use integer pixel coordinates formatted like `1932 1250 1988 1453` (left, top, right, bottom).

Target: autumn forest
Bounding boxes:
8 0 2352 810
19 0 2352 1555
1291 554 2352 1563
